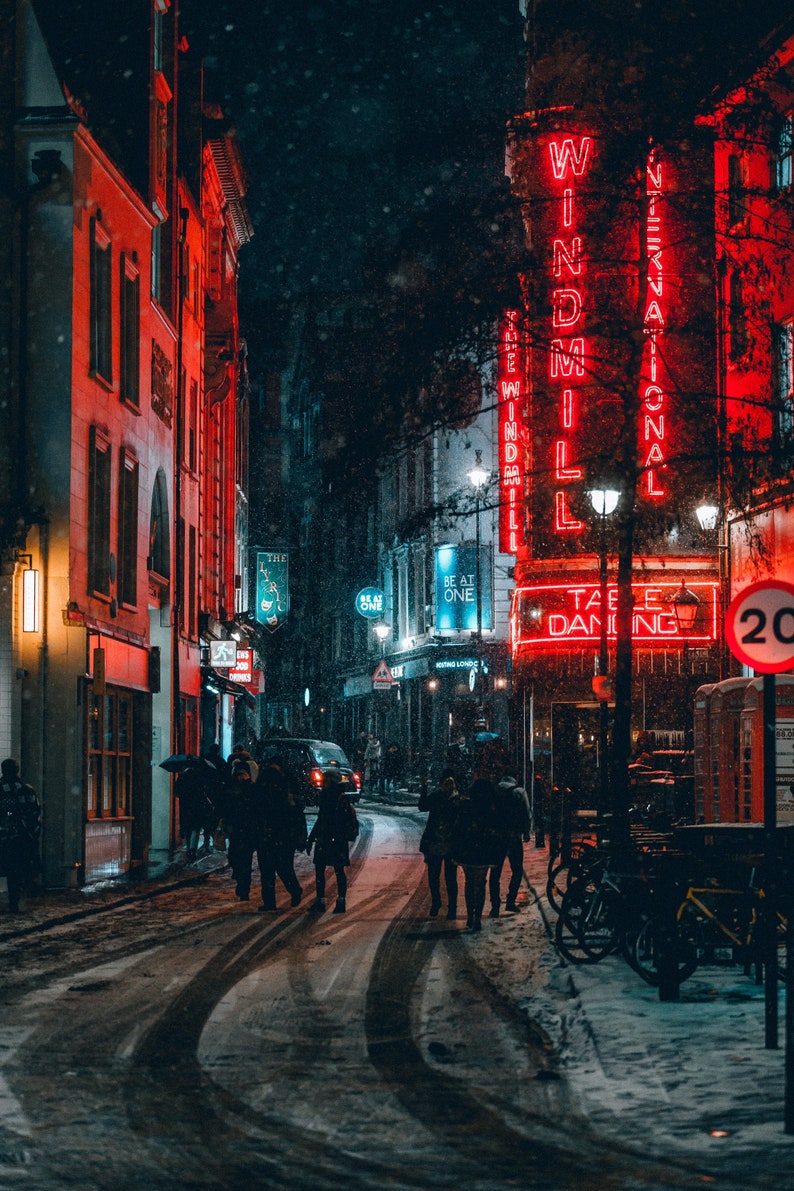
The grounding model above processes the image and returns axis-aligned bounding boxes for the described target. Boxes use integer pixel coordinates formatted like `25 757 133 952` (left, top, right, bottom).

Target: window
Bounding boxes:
187 523 197 638
86 688 132 819
148 468 170 578
188 378 198 472
118 448 139 607
89 217 112 383
776 322 794 443
776 114 793 191
728 269 748 361
119 254 140 407
727 154 745 227
151 222 161 301
88 427 112 597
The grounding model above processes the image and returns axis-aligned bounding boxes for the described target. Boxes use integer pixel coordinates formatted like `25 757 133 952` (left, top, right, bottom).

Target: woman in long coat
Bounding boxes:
451 776 505 931
306 770 358 915
257 759 306 911
418 768 460 919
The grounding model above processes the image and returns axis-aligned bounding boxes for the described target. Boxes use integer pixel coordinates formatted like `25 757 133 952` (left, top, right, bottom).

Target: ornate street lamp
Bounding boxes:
467 450 489 643
672 583 701 632
588 487 620 819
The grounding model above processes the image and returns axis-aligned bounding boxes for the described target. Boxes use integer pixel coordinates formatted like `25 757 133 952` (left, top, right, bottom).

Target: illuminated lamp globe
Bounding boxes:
696 503 719 532
588 488 620 518
374 623 390 641
467 450 489 491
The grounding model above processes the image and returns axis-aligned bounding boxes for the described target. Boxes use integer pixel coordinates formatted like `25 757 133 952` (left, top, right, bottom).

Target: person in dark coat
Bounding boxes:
175 763 215 861
418 768 461 919
257 758 306 912
444 735 472 797
224 757 265 902
488 769 531 916
451 776 504 931
382 741 404 798
306 770 359 914
0 758 41 914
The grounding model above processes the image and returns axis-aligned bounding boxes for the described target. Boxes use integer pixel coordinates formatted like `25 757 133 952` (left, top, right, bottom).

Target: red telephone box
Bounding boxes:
693 683 715 822
740 674 794 824
705 678 751 822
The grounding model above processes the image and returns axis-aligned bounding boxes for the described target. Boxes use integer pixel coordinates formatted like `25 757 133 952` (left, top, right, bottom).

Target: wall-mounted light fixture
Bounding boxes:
18 555 40 633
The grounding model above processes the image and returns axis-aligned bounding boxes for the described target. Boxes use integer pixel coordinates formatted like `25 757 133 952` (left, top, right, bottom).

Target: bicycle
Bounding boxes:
673 871 787 980
555 858 655 968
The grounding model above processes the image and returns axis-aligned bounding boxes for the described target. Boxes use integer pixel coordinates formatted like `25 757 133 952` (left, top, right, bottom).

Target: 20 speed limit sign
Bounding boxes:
725 579 794 673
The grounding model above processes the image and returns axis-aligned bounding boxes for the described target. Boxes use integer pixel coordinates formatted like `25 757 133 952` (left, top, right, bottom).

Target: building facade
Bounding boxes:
0 0 251 886
505 2 724 809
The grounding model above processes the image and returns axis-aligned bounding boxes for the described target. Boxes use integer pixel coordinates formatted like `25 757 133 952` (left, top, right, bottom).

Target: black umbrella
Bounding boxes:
159 754 201 773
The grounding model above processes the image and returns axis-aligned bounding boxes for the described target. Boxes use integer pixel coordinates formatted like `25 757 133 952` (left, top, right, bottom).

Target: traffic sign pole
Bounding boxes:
725 581 794 1101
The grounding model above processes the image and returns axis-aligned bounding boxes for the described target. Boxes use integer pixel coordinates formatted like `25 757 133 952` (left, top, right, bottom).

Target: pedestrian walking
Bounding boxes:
229 742 259 783
488 768 531 916
0 758 41 914
175 761 215 861
257 758 306 912
306 770 359 914
352 730 369 778
450 776 504 932
418 768 460 919
382 741 404 798
224 757 265 902
444 735 472 796
363 733 382 794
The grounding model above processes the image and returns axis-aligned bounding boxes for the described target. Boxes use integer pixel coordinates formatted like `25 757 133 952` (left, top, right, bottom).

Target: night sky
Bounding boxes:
185 0 526 309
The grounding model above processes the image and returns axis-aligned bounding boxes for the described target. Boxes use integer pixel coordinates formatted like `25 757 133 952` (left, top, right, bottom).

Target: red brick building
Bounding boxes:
0 1 251 885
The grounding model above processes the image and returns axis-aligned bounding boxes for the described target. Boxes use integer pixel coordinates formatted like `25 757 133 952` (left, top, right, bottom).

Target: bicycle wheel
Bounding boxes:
676 899 714 966
555 898 601 962
556 877 621 962
629 915 700 987
547 848 606 915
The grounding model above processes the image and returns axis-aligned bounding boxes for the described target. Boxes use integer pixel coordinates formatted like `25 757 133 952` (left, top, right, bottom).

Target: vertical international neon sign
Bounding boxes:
547 136 592 532
642 151 666 498
498 310 525 554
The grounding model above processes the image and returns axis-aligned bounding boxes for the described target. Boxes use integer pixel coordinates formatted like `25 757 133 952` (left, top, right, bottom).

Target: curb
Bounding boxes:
0 855 229 942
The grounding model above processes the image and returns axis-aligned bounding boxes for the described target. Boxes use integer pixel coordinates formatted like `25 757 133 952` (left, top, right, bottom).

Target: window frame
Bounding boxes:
89 217 113 385
86 686 133 820
776 321 794 445
118 446 139 608
775 113 793 192
88 426 112 598
119 253 140 409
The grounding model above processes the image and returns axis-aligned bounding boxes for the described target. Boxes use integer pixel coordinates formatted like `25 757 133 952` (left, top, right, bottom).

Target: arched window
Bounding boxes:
148 468 170 579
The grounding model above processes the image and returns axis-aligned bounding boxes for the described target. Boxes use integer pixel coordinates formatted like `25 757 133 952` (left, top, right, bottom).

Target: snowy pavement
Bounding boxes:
3 817 794 1184
504 845 794 1184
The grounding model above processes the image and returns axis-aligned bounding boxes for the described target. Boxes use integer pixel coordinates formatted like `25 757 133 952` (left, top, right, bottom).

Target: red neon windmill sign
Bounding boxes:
546 135 592 533
534 133 677 546
498 310 525 554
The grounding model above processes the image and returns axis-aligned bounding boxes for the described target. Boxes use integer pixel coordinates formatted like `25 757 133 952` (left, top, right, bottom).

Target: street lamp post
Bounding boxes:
468 450 489 725
374 621 390 657
589 487 620 821
467 450 489 643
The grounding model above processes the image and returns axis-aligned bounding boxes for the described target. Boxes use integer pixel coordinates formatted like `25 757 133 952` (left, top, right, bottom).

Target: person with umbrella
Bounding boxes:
174 760 215 862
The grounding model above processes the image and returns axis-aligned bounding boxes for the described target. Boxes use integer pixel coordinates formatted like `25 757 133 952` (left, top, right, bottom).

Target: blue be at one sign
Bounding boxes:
725 580 794 674
355 587 385 619
434 544 492 633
